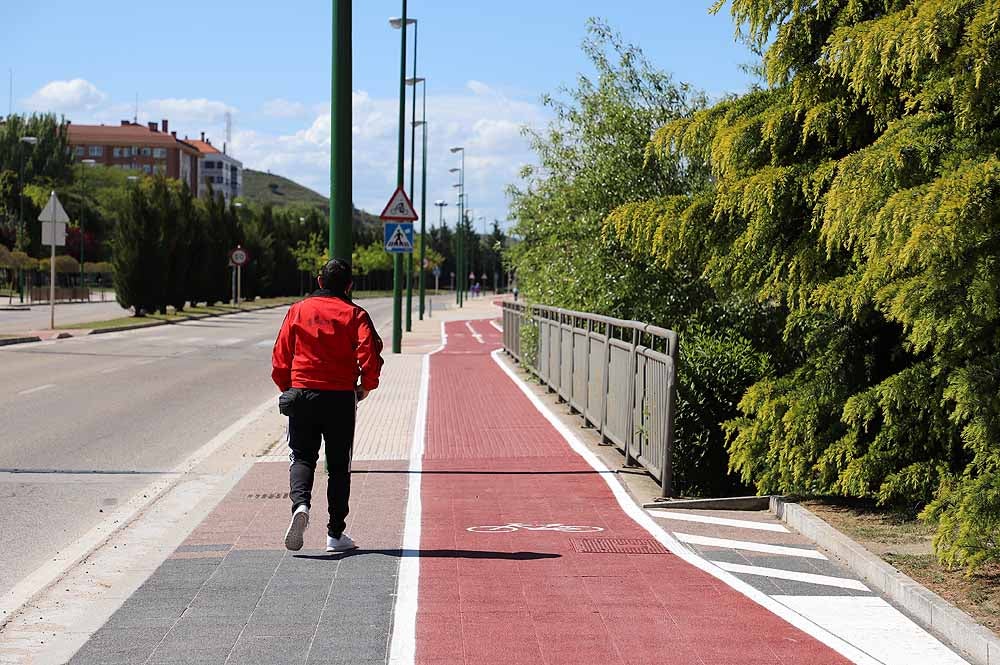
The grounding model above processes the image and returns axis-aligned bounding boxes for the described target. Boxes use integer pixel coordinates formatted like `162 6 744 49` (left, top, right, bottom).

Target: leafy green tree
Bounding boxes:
605 0 1000 569
508 20 774 495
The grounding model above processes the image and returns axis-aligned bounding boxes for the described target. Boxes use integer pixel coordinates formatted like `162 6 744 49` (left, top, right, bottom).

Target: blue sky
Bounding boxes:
3 1 756 225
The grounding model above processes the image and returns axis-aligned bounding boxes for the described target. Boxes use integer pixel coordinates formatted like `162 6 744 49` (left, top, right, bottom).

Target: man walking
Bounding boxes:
271 259 384 553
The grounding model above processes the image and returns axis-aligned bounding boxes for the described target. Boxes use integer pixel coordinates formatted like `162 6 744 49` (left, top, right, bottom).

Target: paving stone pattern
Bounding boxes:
68 460 407 665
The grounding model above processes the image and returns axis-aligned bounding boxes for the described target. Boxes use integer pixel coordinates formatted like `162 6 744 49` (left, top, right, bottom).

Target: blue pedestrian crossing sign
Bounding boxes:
384 223 414 253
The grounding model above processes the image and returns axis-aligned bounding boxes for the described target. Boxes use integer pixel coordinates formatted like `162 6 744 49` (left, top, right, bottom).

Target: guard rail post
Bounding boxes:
623 326 639 468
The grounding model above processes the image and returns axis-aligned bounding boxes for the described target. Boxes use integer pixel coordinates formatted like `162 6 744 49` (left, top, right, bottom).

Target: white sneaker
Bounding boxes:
284 505 309 551
326 534 357 553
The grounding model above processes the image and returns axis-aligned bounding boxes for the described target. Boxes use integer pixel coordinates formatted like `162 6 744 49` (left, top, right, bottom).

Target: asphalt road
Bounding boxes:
0 300 131 334
0 298 393 595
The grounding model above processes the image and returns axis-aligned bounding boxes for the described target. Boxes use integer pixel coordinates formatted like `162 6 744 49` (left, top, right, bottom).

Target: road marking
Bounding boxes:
464 321 484 344
17 383 56 396
256 339 275 348
100 366 124 374
772 596 971 665
646 509 789 533
467 523 604 533
387 337 436 665
491 349 883 665
490 320 503 332
181 336 205 344
674 532 828 559
711 561 870 591
133 358 161 367
217 338 245 346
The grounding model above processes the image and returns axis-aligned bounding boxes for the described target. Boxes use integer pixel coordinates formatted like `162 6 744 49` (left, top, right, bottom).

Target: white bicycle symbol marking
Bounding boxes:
466 523 605 533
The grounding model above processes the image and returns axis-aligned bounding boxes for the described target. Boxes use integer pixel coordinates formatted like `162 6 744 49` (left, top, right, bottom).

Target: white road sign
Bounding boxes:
39 191 69 247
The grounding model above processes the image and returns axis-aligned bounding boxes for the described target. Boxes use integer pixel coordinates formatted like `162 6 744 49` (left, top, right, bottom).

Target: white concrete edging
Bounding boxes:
771 497 1000 665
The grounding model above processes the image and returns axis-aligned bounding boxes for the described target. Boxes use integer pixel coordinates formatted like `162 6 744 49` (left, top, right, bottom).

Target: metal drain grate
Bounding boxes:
571 538 670 554
246 493 289 500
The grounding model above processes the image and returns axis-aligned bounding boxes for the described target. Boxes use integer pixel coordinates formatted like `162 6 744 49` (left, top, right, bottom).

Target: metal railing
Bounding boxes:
501 302 678 497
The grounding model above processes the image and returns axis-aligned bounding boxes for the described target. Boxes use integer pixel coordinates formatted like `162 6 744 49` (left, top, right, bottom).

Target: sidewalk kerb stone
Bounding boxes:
771 496 999 665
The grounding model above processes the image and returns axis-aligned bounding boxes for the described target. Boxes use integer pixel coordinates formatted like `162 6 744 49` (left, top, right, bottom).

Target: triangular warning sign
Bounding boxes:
385 225 413 251
380 187 418 221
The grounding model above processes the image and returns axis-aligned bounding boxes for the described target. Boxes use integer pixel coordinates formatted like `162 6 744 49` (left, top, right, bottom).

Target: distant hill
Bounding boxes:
242 169 330 209
241 169 381 239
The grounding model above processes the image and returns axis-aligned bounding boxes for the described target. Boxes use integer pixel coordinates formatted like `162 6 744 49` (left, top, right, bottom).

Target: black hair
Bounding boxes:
320 259 353 295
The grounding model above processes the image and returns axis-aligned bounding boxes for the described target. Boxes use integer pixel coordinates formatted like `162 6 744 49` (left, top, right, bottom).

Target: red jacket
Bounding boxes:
271 292 384 393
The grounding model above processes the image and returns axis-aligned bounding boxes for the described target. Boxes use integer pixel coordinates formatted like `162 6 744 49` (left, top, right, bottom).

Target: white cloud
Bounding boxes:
230 83 547 227
260 98 307 118
142 98 235 125
23 79 107 113
467 80 495 96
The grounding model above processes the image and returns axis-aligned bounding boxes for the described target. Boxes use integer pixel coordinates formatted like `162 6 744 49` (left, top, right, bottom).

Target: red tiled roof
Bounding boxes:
186 139 221 155
67 123 198 153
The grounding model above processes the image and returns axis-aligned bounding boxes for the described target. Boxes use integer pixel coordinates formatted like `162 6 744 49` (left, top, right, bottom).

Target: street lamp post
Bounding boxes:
451 181 463 307
408 77 428 320
79 159 96 301
17 135 38 303
434 200 447 295
393 17 419 332
389 7 411 354
449 146 465 307
330 0 353 262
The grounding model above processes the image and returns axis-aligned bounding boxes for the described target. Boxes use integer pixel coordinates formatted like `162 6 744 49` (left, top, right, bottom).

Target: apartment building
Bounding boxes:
66 120 200 191
186 133 243 204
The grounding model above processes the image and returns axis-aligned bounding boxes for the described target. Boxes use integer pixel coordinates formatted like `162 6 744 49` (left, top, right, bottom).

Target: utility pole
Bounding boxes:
330 0 353 262
392 0 408 354
417 81 428 320
405 21 419 333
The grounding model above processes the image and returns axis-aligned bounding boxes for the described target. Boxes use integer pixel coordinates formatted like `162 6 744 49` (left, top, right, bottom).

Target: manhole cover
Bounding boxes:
571 538 670 554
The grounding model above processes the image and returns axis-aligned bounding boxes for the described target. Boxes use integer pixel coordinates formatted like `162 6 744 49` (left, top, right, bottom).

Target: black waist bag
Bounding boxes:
278 388 304 417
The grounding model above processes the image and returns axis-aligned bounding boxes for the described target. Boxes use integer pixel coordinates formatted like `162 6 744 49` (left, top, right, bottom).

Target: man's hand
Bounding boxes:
356 389 370 403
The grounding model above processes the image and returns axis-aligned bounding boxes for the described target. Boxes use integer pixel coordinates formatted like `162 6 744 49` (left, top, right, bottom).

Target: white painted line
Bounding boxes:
647 509 789 533
711 561 870 591
387 345 434 665
217 338 245 347
674 532 827 560
489 320 503 332
17 383 56 396
133 358 161 367
100 366 124 375
256 339 275 348
772 596 971 665
464 321 484 344
491 349 884 665
181 336 205 344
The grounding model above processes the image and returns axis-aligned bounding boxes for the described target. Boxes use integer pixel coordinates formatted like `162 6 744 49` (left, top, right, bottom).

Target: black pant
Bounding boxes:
288 390 357 538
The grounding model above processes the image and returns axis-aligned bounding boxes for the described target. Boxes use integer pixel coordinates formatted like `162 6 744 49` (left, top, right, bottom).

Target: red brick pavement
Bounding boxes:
414 320 853 665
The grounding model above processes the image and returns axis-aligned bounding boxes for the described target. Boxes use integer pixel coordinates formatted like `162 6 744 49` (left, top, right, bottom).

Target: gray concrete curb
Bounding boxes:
0 301 296 346
0 336 42 346
771 497 1000 665
643 495 772 510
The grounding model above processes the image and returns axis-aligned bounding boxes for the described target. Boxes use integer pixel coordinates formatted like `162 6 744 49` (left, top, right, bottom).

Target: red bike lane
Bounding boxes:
413 319 855 665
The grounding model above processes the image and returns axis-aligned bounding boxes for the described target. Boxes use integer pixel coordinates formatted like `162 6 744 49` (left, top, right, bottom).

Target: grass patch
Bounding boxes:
805 499 1000 637
56 297 301 330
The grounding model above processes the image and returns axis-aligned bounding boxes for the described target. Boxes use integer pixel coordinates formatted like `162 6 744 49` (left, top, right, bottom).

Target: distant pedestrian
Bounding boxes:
271 259 384 553
513 285 519 302
473 282 481 298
